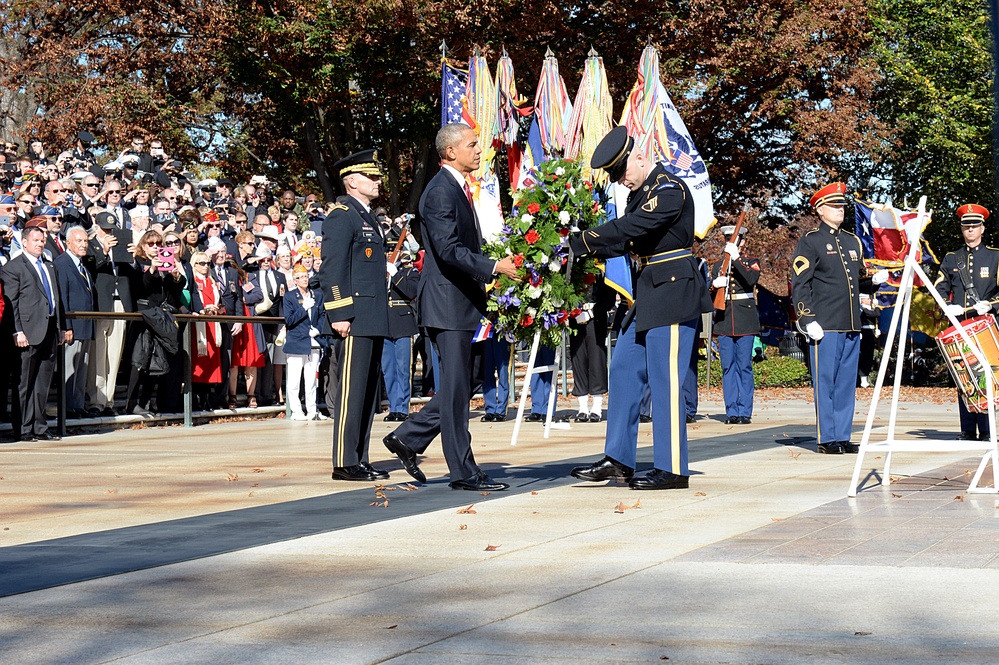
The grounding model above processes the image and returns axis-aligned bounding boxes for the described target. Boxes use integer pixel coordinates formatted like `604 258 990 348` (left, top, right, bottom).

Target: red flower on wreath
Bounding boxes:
557 310 569 324
525 229 540 245
521 314 534 326
569 308 582 318
513 255 525 268
559 228 570 237
527 202 541 214
591 201 599 213
549 204 559 212
583 272 596 285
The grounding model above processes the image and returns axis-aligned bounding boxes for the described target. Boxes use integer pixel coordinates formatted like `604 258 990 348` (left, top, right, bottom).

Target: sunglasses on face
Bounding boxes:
164 239 181 247
193 261 209 266
83 183 99 188
146 241 162 247
107 189 122 194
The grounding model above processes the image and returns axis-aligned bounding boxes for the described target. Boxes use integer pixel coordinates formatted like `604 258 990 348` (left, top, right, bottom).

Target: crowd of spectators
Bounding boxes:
0 132 405 440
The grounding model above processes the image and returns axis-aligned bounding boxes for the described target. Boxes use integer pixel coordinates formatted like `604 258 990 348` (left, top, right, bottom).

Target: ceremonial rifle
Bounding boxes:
388 213 415 265
712 201 751 311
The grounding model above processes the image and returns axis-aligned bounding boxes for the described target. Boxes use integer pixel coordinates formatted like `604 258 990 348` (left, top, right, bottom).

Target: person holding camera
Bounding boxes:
72 132 97 165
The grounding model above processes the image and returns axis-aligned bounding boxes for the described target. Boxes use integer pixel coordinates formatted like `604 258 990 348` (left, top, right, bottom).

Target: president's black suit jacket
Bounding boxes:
416 168 494 332
0 252 66 345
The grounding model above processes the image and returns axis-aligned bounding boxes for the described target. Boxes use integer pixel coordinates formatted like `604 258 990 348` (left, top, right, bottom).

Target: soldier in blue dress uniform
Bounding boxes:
710 226 761 424
382 250 419 422
791 182 873 454
568 126 713 490
935 204 999 441
318 149 392 481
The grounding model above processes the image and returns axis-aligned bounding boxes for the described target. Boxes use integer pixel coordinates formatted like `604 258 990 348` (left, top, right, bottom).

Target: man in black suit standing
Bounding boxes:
54 226 95 417
0 226 71 440
319 149 391 481
383 123 519 491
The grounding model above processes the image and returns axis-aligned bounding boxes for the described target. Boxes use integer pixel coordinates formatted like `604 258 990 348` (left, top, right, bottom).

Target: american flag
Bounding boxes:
442 61 469 127
669 150 693 171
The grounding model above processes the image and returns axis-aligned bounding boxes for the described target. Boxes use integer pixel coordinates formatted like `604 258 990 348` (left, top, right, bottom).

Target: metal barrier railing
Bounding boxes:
61 311 285 434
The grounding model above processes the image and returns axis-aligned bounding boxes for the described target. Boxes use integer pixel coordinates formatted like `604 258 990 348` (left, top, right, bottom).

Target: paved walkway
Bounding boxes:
1 393 998 663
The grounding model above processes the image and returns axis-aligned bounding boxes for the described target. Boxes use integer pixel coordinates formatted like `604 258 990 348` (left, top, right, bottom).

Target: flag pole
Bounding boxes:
990 1 999 211
440 40 448 61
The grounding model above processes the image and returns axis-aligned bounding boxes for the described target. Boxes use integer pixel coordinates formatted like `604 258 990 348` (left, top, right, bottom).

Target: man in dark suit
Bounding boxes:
54 226 95 417
88 211 136 416
0 226 71 440
382 124 519 491
318 149 391 481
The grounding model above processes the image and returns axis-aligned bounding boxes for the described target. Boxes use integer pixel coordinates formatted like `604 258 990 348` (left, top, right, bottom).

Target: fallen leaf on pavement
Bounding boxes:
480 492 491 496
771 517 785 522
459 524 468 530
891 493 901 498
694 492 707 497
226 473 239 482
385 625 397 629
457 504 476 514
854 631 872 636
252 468 265 473
375 490 388 499
484 544 501 551
954 494 965 502
248 492 254 497
105 489 117 494
531 491 539 495
400 484 418 491
370 501 390 507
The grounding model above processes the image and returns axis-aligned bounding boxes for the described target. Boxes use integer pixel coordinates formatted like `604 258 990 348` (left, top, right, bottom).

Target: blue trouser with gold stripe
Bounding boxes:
809 331 859 445
719 335 755 419
605 318 698 475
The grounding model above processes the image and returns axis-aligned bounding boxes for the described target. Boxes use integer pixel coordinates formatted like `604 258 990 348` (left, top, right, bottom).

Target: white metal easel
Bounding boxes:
510 331 570 445
848 196 999 496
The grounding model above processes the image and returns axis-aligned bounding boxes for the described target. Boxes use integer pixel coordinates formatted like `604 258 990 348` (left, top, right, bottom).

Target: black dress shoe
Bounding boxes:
449 471 509 491
35 432 61 441
525 413 545 422
840 441 860 453
570 456 635 482
383 433 427 483
331 465 377 481
640 414 653 423
588 413 602 423
359 461 390 480
738 416 752 425
817 442 845 454
481 413 497 422
685 414 696 424
100 407 117 417
724 416 740 424
573 412 589 423
958 431 979 441
629 468 689 490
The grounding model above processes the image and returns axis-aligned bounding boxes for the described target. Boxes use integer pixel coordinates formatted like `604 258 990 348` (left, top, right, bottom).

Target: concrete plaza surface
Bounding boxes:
1 391 998 664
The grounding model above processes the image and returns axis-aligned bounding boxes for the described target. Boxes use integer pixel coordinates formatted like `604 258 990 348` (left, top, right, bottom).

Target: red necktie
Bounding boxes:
55 235 64 252
463 182 474 208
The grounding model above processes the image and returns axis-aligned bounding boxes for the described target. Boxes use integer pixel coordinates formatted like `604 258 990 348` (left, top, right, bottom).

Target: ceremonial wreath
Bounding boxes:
483 158 603 347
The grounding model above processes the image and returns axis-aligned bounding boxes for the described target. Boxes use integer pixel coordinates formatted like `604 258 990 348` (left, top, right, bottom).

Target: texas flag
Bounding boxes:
854 198 936 267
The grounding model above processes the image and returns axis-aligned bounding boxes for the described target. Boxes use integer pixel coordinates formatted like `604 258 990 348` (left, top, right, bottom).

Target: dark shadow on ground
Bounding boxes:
0 426 789 597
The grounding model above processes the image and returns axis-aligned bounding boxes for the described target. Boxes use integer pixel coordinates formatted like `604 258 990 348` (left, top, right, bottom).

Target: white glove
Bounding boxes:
805 321 824 341
302 296 315 310
723 242 740 260
871 269 890 285
574 310 592 324
385 262 398 277
975 301 991 316
712 275 729 289
945 304 965 317
309 326 320 338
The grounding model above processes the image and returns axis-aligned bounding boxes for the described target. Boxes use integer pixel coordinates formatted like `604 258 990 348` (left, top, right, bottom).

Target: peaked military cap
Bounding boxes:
590 126 634 182
94 211 117 229
957 203 989 225
334 149 382 179
809 182 848 208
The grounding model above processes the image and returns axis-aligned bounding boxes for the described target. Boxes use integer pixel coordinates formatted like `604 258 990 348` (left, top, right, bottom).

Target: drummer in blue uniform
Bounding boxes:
792 182 884 454
568 126 713 490
935 204 999 441
710 225 761 424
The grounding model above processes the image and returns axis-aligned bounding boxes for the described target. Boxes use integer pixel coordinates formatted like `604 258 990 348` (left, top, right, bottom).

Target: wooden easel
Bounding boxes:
849 196 999 496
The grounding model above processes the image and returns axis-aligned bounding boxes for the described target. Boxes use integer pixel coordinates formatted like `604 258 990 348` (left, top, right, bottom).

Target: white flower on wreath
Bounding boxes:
552 297 564 308
558 210 570 225
539 253 549 265
549 259 561 272
555 167 565 176
521 213 534 224
567 186 576 196
527 285 542 299
527 306 537 317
